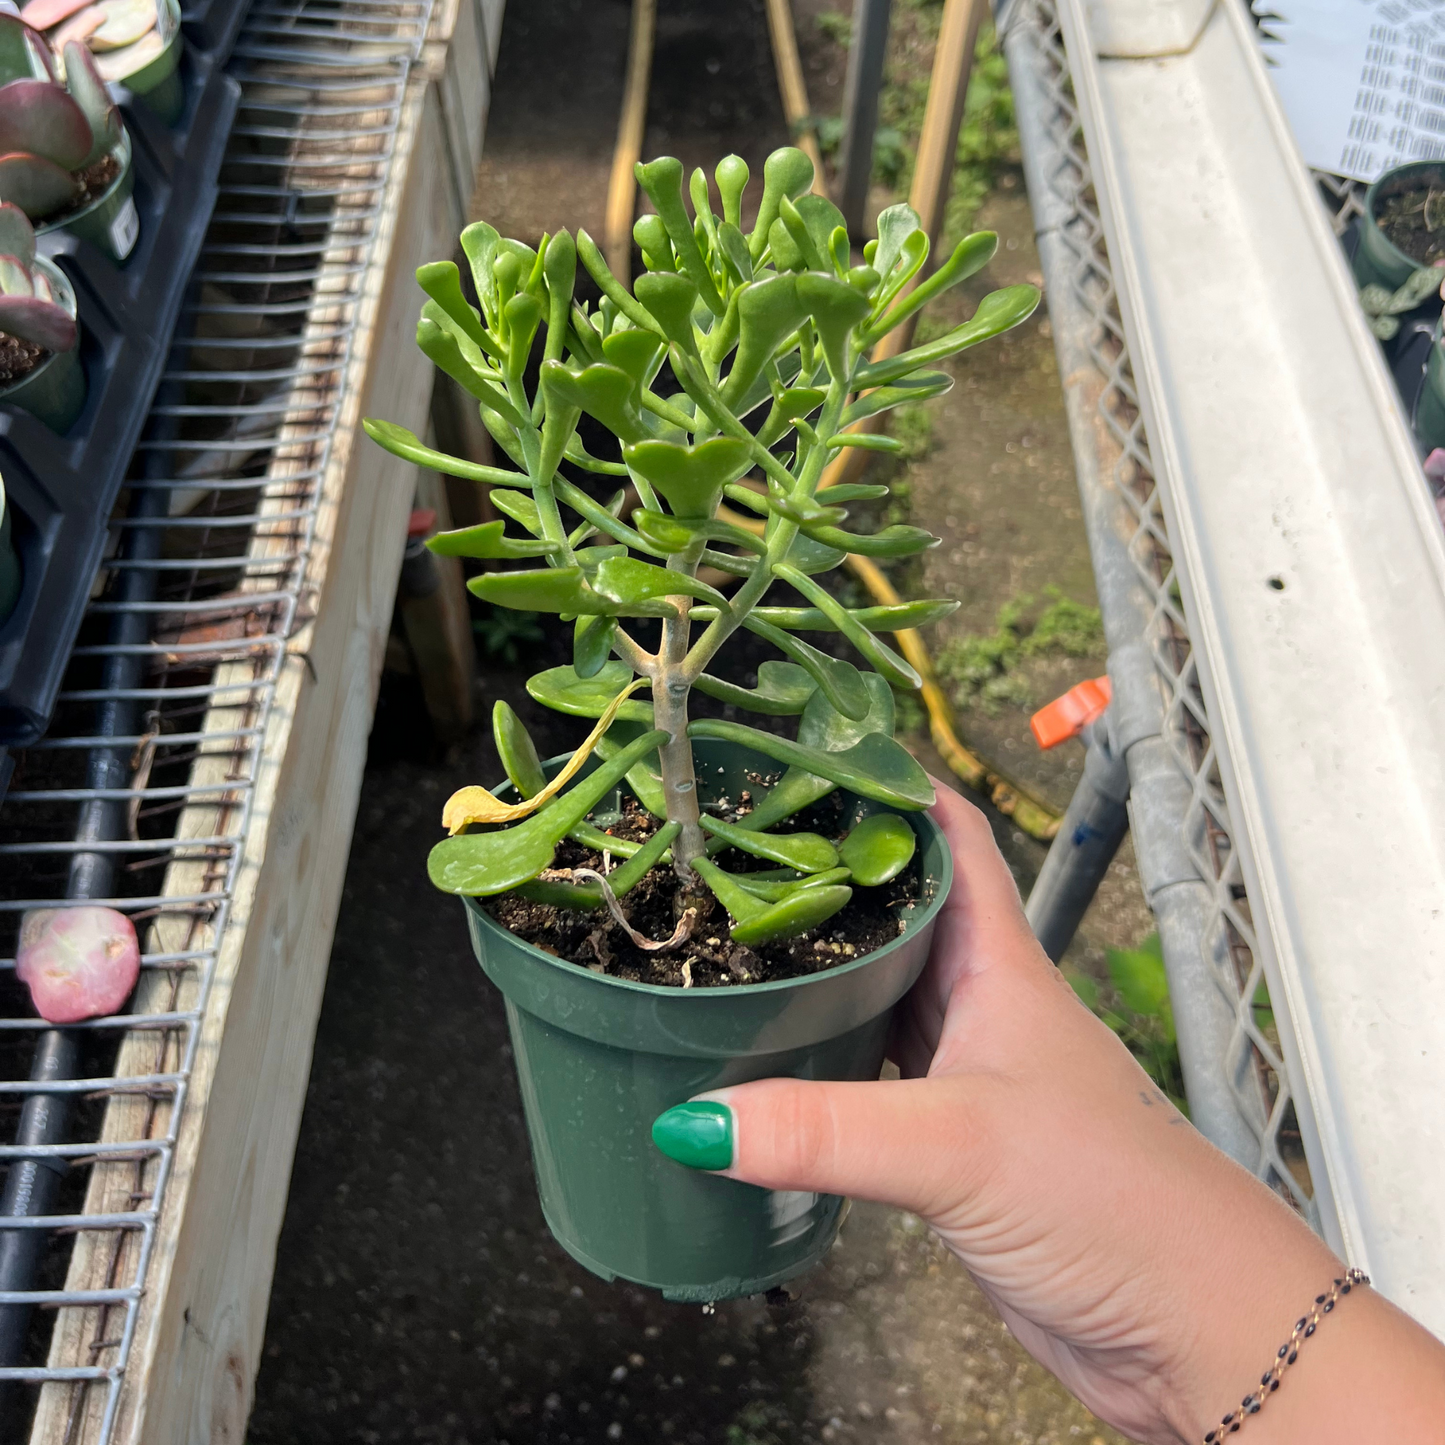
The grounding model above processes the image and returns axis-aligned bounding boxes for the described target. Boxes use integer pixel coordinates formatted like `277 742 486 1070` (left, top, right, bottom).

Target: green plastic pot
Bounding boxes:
0 257 85 433
461 736 952 1301
38 132 138 263
1354 161 1445 290
118 0 184 123
1414 319 1445 450
0 477 20 626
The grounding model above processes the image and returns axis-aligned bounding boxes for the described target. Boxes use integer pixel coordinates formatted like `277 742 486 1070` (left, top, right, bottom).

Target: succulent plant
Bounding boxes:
22 0 173 86
0 200 75 351
0 23 122 223
17 905 140 1023
366 146 1039 948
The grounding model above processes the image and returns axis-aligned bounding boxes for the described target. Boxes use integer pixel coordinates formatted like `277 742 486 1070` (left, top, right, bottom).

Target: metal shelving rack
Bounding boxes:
0 1 444 1439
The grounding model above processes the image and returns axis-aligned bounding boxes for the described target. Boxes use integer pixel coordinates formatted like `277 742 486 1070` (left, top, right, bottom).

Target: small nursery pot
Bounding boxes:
38 132 138 264
0 258 85 433
0 477 20 626
120 0 185 124
1354 161 1445 290
462 737 952 1302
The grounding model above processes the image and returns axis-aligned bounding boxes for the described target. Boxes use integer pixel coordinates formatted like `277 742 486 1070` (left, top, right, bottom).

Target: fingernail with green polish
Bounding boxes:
651 1100 734 1170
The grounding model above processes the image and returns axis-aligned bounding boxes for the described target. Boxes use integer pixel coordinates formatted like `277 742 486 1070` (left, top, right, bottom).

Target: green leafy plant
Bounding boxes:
937 588 1103 712
1358 265 1443 339
1068 934 1186 1110
365 145 1038 947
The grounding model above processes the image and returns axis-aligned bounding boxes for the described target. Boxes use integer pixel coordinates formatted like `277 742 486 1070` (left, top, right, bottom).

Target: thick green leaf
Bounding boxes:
720 274 807 409
470 566 676 618
416 259 490 351
555 479 662 555
749 146 815 261
490 488 543 536
527 663 655 722
734 867 852 902
840 373 953 428
428 729 670 895
700 813 838 872
783 534 850 575
542 230 577 363
871 203 922 289
756 386 827 447
591 555 730 610
691 720 932 810
716 220 753 282
716 154 749 229
539 359 650 443
575 228 668 338
743 615 870 720
692 660 816 715
601 326 666 388
732 882 852 945
573 614 616 678
493 700 547 798
690 855 765 922
825 432 902 454
691 599 959 632
634 155 725 315
734 675 897 831
774 563 922 690
632 509 766 556
840 812 916 886
797 271 870 380
594 721 667 815
569 820 642 856
800 522 937 559
622 438 753 517
853 285 1041 389
362 419 519 485
862 231 998 344
426 520 552 560
633 213 674 268
416 320 523 426
516 820 680 910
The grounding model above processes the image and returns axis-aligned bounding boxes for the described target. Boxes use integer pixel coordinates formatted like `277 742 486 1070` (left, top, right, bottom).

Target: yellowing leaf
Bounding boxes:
441 676 648 834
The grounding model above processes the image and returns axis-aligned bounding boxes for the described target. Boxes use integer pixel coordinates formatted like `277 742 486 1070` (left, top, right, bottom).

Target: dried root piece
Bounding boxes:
571 867 697 954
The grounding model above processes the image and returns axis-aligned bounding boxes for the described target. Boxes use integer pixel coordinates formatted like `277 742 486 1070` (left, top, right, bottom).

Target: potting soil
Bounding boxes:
1375 186 1445 265
484 795 922 987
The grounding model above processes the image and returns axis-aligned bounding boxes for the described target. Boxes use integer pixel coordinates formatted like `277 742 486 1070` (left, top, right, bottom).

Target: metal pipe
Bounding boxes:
1025 717 1129 961
836 0 892 236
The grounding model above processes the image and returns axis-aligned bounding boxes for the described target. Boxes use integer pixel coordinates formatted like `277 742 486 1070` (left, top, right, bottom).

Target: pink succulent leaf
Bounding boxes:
61 40 118 164
0 250 31 294
1424 447 1445 483
0 199 36 264
18 0 94 32
0 291 75 349
16 906 140 1024
0 148 77 220
51 5 104 52
0 77 91 169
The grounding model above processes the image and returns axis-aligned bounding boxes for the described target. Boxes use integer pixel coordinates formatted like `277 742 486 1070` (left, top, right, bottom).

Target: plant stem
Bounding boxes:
654 622 705 876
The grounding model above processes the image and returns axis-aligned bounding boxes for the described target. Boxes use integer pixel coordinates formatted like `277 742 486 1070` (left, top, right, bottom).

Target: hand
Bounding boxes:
652 784 1445 1443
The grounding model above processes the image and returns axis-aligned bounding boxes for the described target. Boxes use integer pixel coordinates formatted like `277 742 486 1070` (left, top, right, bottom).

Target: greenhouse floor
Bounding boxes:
245 2 1152 1440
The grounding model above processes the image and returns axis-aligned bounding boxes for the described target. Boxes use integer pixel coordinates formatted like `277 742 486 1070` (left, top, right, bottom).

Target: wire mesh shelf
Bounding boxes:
1007 0 1349 1218
0 1 432 1439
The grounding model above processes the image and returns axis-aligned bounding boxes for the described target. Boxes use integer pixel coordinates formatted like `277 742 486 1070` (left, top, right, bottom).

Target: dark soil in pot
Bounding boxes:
486 796 921 986
1375 184 1445 264
0 335 45 387
47 153 122 226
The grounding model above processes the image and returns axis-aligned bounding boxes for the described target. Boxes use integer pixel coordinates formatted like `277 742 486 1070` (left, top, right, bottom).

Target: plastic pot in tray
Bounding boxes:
0 476 20 626
36 130 138 264
461 738 952 1302
0 255 85 431
0 53 240 743
1354 160 1445 290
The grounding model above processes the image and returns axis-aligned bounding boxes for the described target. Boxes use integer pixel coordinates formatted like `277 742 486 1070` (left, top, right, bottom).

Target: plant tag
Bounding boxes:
109 197 139 260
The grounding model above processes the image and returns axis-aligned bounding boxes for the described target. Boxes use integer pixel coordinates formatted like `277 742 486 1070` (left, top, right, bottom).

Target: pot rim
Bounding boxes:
1363 160 1445 266
460 749 954 1002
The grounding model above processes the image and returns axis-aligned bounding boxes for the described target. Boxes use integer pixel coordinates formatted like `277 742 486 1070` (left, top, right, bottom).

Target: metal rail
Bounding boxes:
0 0 431 1438
1001 0 1314 1204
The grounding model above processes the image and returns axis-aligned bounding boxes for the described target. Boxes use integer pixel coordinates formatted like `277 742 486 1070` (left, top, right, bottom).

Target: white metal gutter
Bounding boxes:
1052 0 1445 1333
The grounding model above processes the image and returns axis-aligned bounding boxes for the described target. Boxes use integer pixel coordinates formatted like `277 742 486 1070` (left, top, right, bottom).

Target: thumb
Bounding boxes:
652 1074 983 1219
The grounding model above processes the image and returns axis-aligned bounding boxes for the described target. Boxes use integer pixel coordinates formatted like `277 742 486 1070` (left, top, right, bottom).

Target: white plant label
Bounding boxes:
109 197 139 260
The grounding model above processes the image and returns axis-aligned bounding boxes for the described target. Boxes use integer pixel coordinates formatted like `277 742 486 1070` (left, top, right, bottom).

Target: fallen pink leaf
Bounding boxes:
16 905 140 1023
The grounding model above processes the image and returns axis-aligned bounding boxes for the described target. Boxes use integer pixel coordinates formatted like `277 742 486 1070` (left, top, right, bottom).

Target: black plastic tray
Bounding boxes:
0 42 242 743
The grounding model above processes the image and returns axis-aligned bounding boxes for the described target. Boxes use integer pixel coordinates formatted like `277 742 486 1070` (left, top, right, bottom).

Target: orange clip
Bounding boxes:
1030 676 1112 750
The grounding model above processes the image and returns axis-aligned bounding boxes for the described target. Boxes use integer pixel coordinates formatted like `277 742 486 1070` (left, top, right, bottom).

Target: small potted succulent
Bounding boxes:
23 0 184 121
366 146 1039 1300
0 20 138 260
0 199 83 430
1353 160 1445 291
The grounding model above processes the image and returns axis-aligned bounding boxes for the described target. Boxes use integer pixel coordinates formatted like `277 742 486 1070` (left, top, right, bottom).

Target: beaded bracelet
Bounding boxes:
1202 1267 1369 1442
